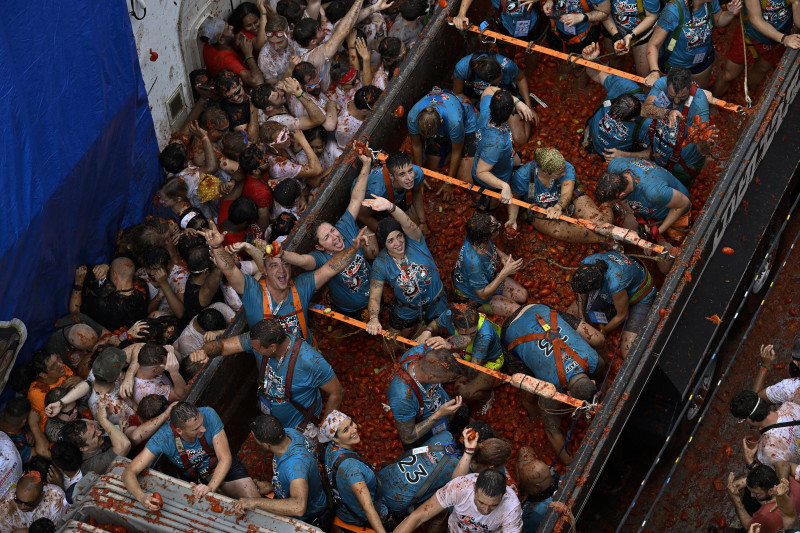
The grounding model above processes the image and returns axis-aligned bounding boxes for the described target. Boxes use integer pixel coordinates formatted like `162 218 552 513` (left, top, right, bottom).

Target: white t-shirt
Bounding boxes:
88 371 136 427
258 110 302 131
297 45 332 92
757 402 800 468
766 378 800 405
335 104 364 149
0 432 22 498
436 473 523 533
258 40 300 82
173 302 236 358
133 374 173 405
0 484 69 532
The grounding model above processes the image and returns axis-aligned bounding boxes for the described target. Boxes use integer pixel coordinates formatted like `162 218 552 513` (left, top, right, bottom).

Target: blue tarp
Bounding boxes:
0 2 160 388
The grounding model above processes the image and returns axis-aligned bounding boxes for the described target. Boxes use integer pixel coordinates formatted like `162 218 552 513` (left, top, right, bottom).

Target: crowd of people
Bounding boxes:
0 0 797 530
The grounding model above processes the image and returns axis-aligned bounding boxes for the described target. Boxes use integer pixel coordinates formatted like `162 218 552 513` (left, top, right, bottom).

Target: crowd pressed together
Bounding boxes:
0 0 797 530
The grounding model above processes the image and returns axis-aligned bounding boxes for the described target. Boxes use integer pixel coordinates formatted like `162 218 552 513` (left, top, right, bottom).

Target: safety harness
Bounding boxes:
648 82 698 179
326 447 384 522
455 313 505 370
550 0 593 45
258 337 321 427
663 0 713 69
259 278 308 340
506 309 589 391
396 352 426 423
582 86 648 154
171 421 217 483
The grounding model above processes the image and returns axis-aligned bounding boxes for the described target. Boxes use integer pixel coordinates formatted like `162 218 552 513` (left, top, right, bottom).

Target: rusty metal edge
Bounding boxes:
538 48 800 531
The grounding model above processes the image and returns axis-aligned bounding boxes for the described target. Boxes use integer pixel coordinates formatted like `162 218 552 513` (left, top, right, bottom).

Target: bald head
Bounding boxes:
67 324 98 351
515 446 554 494
110 257 135 279
16 473 44 506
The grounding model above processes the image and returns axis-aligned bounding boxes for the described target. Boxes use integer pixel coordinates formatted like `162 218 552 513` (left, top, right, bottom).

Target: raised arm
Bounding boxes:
319 0 366 61
713 0 741 27
69 266 87 313
201 221 246 294
126 402 175 446
236 34 266 87
45 380 91 417
361 195 423 241
451 427 479 478
282 78 326 129
97 404 132 457
348 152 374 218
581 42 609 85
187 121 219 176
752 344 775 398
291 130 323 180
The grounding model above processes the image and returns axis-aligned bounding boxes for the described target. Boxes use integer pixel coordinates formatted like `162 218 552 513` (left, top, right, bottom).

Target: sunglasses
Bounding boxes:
305 73 321 90
266 30 287 38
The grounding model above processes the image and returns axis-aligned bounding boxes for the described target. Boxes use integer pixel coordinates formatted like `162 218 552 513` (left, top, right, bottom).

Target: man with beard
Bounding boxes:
726 466 800 533
198 15 264 86
290 62 340 133
197 220 369 343
282 152 377 316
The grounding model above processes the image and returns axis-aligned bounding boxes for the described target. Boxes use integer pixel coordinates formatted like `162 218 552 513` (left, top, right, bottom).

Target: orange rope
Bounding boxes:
465 25 742 113
374 153 669 256
310 306 587 408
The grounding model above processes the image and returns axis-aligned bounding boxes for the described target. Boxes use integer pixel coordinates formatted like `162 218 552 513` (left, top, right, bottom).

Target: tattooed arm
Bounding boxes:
313 227 369 290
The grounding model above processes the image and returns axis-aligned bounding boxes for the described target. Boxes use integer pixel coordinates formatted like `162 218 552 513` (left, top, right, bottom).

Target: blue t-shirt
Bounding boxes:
607 157 690 221
657 0 720 68
647 77 709 173
551 0 606 36
371 235 444 320
522 497 553 533
588 75 652 155
454 53 520 97
378 431 460 513
491 0 540 36
358 165 425 211
239 333 336 429
387 344 451 439
745 0 793 44
436 309 504 365
609 0 661 32
581 252 655 307
453 239 502 304
502 304 599 393
407 90 479 142
146 406 224 478
510 160 577 206
309 211 371 313
325 444 389 525
240 273 317 343
273 428 327 521
473 117 514 189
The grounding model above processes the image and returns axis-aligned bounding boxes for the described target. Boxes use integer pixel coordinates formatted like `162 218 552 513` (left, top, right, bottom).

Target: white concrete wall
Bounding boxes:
129 0 247 149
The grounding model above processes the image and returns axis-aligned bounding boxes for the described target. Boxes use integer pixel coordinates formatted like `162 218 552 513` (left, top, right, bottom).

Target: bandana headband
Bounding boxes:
318 410 349 443
180 211 199 229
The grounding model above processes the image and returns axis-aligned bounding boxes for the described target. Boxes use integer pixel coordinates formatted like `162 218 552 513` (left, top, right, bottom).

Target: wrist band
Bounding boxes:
201 135 209 142
781 34 788 45
389 204 397 213
582 13 588 22
649 69 661 74
244 55 254 62
120 331 129 341
424 328 432 333
72 284 83 292
58 399 64 407
613 32 623 43
260 12 268 16
761 364 771 371
163 286 173 294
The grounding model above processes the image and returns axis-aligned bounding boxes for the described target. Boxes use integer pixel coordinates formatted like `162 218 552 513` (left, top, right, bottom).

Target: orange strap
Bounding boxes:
333 517 376 533
375 153 668 256
382 165 413 207
465 25 741 113
506 309 588 391
259 279 308 340
309 306 586 408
